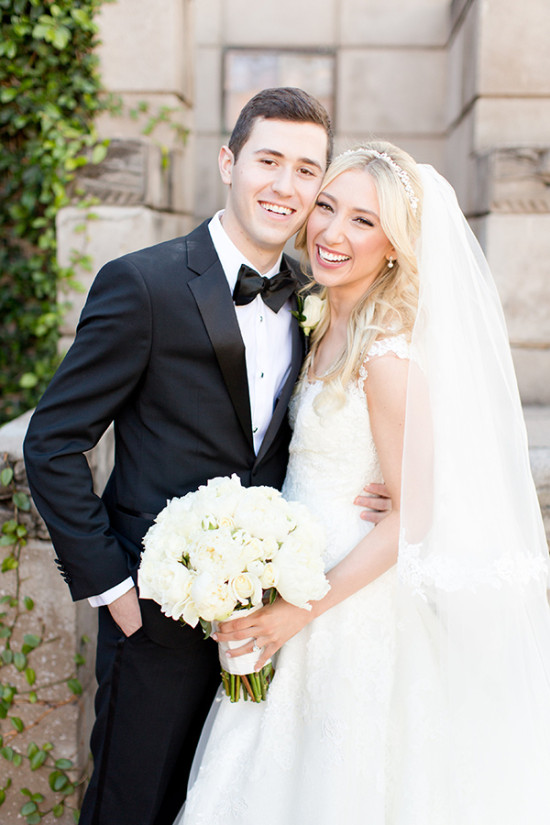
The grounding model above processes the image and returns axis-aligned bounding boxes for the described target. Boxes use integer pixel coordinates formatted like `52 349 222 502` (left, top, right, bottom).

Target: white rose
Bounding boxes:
301 294 324 336
259 561 279 590
230 572 263 606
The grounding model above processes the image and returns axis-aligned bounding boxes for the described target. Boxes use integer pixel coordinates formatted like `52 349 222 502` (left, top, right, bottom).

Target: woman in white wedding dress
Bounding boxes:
177 143 550 825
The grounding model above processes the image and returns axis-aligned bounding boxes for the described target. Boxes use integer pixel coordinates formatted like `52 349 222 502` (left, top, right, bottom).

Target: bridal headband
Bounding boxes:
341 148 419 216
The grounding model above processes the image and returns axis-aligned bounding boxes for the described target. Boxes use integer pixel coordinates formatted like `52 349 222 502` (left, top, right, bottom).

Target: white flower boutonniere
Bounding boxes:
292 294 324 337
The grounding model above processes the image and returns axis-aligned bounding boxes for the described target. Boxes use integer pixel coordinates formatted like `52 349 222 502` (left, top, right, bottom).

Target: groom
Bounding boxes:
24 87 388 824
24 88 332 825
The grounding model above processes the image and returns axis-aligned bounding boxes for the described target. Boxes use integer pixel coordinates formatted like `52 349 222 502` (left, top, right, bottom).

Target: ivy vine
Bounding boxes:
0 456 89 823
0 0 114 425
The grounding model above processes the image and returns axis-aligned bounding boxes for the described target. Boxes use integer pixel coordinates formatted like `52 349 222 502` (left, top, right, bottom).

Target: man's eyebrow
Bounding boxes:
253 149 323 172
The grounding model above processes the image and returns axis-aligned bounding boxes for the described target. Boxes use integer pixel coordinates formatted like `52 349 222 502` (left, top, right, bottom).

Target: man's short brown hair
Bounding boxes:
228 87 333 167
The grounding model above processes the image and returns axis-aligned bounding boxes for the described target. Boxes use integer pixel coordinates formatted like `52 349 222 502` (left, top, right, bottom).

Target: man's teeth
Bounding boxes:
318 247 350 263
261 202 293 215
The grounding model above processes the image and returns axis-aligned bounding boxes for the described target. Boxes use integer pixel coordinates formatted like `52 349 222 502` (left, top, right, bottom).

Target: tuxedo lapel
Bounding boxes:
254 290 305 467
187 226 253 449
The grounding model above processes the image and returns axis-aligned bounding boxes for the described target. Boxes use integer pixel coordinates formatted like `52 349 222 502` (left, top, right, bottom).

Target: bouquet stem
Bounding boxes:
221 661 274 702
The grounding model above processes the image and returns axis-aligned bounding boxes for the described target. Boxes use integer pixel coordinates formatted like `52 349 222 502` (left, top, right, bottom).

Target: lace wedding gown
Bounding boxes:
176 339 407 825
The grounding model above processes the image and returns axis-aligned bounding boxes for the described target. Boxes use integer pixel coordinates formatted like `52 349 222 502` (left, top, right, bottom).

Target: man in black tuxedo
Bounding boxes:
24 88 334 825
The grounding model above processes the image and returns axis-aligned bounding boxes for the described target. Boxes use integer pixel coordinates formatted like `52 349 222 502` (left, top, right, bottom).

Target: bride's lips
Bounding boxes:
258 200 296 218
315 244 351 266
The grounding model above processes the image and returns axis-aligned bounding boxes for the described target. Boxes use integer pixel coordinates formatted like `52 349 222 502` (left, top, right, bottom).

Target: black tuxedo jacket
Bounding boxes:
24 221 306 642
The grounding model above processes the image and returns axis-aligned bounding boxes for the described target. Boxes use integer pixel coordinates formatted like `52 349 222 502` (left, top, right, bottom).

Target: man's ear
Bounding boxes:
218 145 234 186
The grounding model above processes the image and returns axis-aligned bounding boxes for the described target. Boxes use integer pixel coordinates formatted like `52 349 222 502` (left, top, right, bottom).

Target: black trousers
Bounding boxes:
79 607 220 825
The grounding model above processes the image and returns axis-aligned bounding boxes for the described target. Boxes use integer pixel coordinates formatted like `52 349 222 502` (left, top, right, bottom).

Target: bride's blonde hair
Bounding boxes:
295 140 423 411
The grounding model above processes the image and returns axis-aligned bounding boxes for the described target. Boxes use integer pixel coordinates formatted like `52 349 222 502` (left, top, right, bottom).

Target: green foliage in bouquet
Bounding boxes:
0 0 114 424
0 460 88 822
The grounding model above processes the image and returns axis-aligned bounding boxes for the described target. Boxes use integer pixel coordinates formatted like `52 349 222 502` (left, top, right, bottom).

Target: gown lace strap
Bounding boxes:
359 334 410 383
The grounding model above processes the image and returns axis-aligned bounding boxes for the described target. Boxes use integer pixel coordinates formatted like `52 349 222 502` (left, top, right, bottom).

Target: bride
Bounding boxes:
176 142 550 824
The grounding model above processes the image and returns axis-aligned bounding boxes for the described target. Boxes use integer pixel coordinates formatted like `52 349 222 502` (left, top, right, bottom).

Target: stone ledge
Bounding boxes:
476 148 550 215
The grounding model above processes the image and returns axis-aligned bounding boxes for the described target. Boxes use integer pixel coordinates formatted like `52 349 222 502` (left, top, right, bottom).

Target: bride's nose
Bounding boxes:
321 214 346 246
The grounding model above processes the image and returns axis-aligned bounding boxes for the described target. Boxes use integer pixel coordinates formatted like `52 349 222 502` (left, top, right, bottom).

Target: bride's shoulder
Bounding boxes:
357 332 410 387
365 333 410 362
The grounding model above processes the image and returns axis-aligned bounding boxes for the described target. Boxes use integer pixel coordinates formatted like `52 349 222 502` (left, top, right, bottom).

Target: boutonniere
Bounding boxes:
291 294 324 337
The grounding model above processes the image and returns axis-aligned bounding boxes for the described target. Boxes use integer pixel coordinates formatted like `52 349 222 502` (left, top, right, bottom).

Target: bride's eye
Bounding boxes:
316 200 332 212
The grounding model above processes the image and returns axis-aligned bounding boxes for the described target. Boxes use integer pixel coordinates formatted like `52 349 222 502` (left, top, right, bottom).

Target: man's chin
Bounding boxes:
255 223 303 250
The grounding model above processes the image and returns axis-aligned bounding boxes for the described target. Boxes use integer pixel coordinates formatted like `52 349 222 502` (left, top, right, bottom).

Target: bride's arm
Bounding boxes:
214 354 409 670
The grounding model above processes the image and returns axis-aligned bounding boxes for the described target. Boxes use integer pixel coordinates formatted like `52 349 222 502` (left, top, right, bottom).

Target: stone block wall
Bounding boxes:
448 0 550 403
193 0 450 222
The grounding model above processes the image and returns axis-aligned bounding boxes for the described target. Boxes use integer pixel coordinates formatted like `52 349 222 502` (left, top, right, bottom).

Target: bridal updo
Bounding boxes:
296 140 423 412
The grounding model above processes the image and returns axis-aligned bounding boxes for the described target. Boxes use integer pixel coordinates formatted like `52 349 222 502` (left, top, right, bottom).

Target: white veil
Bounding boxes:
392 165 550 823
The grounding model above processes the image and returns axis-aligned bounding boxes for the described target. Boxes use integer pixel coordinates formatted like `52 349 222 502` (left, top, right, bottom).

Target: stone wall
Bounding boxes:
194 0 450 223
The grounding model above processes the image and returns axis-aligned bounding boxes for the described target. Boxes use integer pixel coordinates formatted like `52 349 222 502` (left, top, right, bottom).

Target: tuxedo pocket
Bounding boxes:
123 625 147 643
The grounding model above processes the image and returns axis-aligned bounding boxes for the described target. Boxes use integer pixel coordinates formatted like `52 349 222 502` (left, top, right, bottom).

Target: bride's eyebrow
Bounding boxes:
318 190 379 219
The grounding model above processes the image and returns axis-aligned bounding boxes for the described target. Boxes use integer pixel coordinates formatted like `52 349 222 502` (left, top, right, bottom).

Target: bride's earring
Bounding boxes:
387 257 395 269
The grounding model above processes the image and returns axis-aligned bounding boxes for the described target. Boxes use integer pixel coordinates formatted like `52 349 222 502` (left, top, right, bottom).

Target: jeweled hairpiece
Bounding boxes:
341 148 419 216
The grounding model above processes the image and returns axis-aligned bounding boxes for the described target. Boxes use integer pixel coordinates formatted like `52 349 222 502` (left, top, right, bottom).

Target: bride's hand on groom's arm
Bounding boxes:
212 599 313 670
355 482 392 523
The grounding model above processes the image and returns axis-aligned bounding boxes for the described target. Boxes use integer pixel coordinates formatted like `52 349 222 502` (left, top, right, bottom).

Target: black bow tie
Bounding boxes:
232 264 297 313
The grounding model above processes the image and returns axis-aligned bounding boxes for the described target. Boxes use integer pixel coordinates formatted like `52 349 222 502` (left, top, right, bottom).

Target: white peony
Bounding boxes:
191 571 237 621
234 487 295 543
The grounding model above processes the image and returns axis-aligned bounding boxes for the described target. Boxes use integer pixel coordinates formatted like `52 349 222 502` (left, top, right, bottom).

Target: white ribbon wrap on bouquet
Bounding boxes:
213 604 271 676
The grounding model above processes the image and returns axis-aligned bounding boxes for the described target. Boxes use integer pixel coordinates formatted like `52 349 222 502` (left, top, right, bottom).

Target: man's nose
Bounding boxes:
271 165 294 197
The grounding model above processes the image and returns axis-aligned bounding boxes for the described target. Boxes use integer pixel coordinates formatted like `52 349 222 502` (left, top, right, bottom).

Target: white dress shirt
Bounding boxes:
89 211 294 607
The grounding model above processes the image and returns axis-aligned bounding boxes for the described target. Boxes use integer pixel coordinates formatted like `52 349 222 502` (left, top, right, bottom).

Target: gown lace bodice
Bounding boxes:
283 378 381 570
283 334 409 570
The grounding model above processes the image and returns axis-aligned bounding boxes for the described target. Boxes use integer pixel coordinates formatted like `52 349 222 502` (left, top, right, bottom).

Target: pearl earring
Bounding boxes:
387 257 395 269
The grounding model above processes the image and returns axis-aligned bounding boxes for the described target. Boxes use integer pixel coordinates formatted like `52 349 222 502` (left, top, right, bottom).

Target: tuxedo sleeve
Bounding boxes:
24 257 152 601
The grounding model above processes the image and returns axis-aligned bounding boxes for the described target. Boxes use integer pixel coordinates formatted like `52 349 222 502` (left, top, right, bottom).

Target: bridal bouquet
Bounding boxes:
138 475 329 702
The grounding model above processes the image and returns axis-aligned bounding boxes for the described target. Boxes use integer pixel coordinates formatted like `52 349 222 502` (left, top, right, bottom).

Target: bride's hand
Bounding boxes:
212 599 313 670
355 482 392 523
